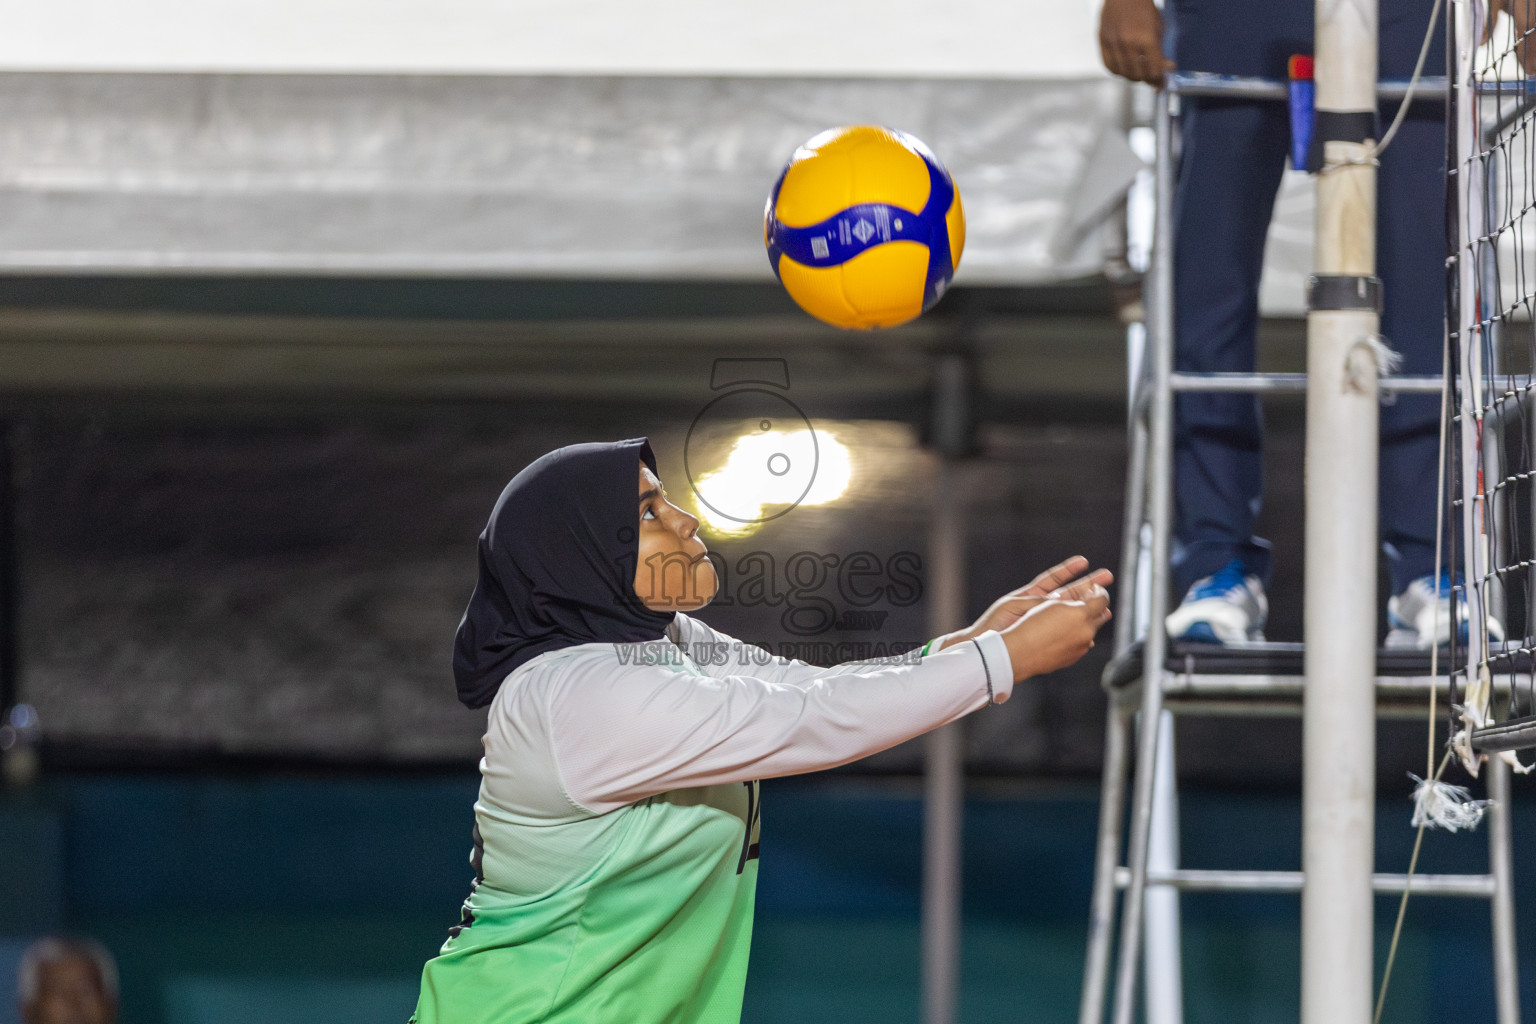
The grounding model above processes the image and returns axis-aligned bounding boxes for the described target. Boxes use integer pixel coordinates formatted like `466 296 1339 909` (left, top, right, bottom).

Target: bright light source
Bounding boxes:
693 428 851 536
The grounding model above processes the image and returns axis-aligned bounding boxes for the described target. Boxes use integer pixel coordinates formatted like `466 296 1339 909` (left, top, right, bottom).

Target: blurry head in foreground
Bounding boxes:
18 937 117 1024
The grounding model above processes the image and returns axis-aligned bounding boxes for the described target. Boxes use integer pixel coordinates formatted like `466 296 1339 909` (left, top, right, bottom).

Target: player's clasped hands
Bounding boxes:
937 556 1113 685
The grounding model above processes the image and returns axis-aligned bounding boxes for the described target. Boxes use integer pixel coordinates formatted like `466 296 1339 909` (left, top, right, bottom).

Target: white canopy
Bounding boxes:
0 0 1106 79
0 0 1317 308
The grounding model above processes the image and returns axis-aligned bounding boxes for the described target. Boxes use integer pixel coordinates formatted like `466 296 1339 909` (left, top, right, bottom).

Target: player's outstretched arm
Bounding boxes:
535 574 1110 813
540 641 1014 813
670 556 1109 690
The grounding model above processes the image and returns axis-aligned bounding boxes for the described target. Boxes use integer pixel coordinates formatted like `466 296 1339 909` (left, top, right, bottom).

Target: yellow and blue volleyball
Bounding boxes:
764 126 965 330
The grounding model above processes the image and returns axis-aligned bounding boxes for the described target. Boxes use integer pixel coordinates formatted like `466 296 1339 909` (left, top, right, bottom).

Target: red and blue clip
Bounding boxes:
1288 54 1317 172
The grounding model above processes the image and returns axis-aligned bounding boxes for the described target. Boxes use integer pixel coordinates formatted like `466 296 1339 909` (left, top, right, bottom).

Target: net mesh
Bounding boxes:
1448 1 1536 767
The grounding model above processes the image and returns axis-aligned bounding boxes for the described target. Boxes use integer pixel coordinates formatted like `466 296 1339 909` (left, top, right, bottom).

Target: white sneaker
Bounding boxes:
1386 571 1506 649
1166 559 1268 644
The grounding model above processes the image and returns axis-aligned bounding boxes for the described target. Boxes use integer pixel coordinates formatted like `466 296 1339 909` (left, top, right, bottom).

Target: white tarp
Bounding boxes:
0 0 1324 299
0 72 1136 282
0 0 1105 79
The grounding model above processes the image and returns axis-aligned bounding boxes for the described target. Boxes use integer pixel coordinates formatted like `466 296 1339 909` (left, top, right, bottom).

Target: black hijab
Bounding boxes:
453 437 677 709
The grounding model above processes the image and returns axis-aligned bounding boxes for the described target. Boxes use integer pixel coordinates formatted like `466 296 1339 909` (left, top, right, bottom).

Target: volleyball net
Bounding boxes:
1448 0 1536 766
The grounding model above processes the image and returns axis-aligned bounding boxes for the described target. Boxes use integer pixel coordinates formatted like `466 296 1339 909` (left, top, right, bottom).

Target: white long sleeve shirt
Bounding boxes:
479 613 1014 820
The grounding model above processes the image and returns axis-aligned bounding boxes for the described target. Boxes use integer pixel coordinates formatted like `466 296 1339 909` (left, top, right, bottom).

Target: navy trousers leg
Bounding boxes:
1169 97 1288 595
1166 0 1446 598
1377 4 1448 594
1166 0 1310 595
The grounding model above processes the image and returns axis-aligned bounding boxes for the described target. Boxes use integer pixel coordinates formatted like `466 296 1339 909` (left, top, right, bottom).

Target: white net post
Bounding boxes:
1300 1 1381 1022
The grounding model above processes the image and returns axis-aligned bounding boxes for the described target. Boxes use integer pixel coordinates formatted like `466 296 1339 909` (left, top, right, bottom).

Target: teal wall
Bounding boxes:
0 773 1531 1024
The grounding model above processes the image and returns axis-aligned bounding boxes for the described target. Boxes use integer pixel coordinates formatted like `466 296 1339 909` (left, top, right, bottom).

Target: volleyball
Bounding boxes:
764 126 965 330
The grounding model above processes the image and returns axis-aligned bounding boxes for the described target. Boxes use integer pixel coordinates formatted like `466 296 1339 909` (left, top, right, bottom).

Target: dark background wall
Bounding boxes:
11 403 1331 779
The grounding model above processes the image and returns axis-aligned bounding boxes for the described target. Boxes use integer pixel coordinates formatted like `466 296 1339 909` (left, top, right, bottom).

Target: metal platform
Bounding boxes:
1104 640 1528 720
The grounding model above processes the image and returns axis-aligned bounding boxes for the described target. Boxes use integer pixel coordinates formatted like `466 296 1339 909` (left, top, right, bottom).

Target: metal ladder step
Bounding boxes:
1167 372 1449 394
1112 867 1495 898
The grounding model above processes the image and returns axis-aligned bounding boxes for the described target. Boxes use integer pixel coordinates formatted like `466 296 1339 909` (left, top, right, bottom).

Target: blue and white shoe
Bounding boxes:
1386 570 1505 649
1166 559 1267 644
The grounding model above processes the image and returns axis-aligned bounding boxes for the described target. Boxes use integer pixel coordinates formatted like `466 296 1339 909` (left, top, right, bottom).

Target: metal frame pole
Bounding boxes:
1083 174 1155 1024
1300 1 1380 1022
1116 332 1151 656
0 424 16 720
1128 120 1182 1024
1079 706 1132 1024
1108 88 1177 1024
1082 166 1157 1024
1143 710 1184 1024
1486 754 1520 1024
922 710 963 1024
923 359 970 1024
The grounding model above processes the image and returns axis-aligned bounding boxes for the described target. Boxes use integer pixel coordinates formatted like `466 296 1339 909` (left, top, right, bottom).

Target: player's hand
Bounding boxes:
1099 0 1175 87
998 584 1112 684
937 557 1114 651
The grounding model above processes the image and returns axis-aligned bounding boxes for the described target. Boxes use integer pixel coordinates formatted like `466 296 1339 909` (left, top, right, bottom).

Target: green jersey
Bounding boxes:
411 782 760 1023
411 614 1009 1024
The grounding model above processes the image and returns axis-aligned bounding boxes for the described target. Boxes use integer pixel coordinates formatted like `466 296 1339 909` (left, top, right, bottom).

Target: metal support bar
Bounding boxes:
1166 72 1523 102
1487 756 1521 1024
1112 671 1520 703
922 350 976 1024
1115 330 1152 654
1107 88 1178 1024
1079 708 1132 1024
1166 72 1447 101
1169 372 1448 394
1144 712 1184 1024
1130 698 1490 719
0 425 16 721
1113 867 1496 897
1485 91 1536 145
922 458 966 1024
1470 715 1536 753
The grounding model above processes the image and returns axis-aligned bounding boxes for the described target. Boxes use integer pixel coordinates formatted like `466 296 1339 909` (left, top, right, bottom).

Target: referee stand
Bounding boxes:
1078 68 1522 1024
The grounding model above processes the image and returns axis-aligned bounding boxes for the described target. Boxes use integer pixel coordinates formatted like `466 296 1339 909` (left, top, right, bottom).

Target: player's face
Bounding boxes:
22 956 114 1024
634 465 718 611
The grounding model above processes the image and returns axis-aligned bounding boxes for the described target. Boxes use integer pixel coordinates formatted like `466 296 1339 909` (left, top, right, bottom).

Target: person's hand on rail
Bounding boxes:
1099 0 1176 87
